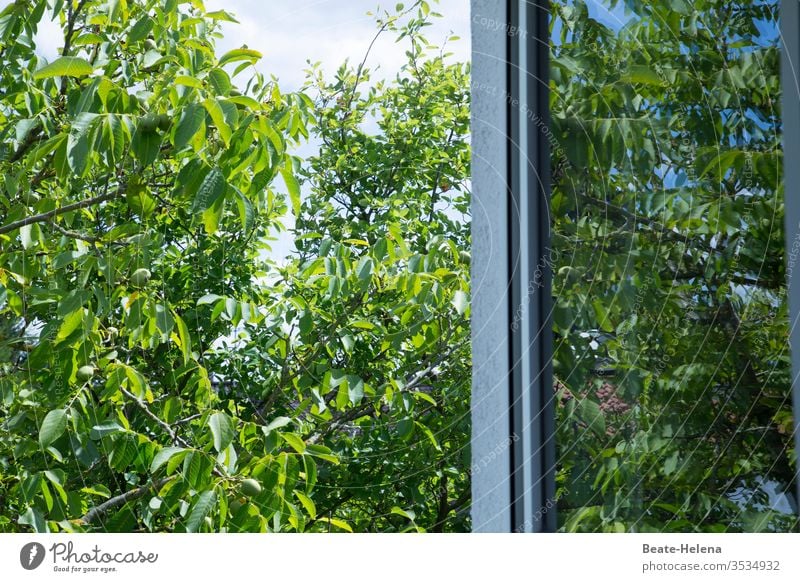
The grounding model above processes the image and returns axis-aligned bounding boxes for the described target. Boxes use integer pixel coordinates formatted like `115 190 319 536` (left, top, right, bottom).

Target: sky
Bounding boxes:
206 0 470 91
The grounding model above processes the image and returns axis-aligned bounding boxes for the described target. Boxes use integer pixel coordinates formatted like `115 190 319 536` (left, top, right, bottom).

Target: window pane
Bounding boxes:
550 0 798 531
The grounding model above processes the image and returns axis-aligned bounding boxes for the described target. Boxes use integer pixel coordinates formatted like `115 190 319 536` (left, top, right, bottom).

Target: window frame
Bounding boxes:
781 0 800 506
471 0 555 533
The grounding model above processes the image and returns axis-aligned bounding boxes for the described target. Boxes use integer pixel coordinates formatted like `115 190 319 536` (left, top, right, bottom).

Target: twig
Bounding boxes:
174 413 202 426
48 220 100 243
119 386 188 448
82 477 173 525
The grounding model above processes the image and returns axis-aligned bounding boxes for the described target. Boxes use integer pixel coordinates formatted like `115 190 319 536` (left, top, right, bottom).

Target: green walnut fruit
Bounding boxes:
130 268 151 288
240 479 262 498
144 39 158 51
139 113 159 132
76 365 95 382
107 326 119 340
156 113 171 131
229 499 244 514
458 251 471 265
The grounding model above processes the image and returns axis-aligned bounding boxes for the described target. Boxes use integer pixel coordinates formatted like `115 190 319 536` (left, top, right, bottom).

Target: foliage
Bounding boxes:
0 0 311 532
551 0 798 532
208 4 472 532
0 0 471 533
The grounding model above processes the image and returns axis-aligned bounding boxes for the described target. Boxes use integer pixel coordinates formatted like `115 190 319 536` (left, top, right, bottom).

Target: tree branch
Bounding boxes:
82 477 173 525
0 188 122 237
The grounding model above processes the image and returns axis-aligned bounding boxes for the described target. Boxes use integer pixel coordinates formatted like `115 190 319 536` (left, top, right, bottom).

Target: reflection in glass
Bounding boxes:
550 0 797 531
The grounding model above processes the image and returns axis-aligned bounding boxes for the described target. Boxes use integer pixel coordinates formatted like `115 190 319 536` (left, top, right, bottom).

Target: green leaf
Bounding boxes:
67 112 98 176
281 165 301 217
576 398 606 436
623 64 665 86
109 435 138 471
452 290 468 315
18 507 47 532
201 192 226 234
56 309 84 344
123 365 150 401
33 56 93 79
317 516 352 532
192 167 227 213
390 506 416 521
150 446 185 473
263 416 292 433
347 375 364 405
305 444 339 464
414 421 441 451
39 409 67 448
203 98 231 146
699 149 743 182
356 256 373 281
186 490 217 532
281 433 306 454
207 68 232 96
19 224 34 249
174 313 192 364
154 304 174 338
293 490 317 519
233 188 255 233
218 48 262 67
592 299 614 332
205 10 240 23
127 15 154 44
89 422 125 440
131 126 163 167
208 411 235 453
174 75 203 89
663 451 680 476
174 103 206 150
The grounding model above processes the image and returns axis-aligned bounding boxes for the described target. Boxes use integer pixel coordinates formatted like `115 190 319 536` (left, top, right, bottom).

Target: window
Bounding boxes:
472 0 800 532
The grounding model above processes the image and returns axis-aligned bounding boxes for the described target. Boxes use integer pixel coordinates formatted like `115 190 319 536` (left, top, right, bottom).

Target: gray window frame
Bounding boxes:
781 0 800 506
472 0 800 532
471 0 555 533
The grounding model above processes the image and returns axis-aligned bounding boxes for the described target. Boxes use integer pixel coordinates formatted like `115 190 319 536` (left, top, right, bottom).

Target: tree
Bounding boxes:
203 3 472 531
0 0 313 532
550 0 797 532
0 0 471 533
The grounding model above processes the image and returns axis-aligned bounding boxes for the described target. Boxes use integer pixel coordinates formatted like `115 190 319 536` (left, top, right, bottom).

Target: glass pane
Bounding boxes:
550 0 798 531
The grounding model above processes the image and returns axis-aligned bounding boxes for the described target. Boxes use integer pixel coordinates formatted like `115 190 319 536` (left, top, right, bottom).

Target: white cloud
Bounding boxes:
206 0 470 90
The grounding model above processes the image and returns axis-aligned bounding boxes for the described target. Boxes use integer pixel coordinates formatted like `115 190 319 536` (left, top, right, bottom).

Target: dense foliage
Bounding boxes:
0 0 471 533
551 0 798 532
3 0 795 535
